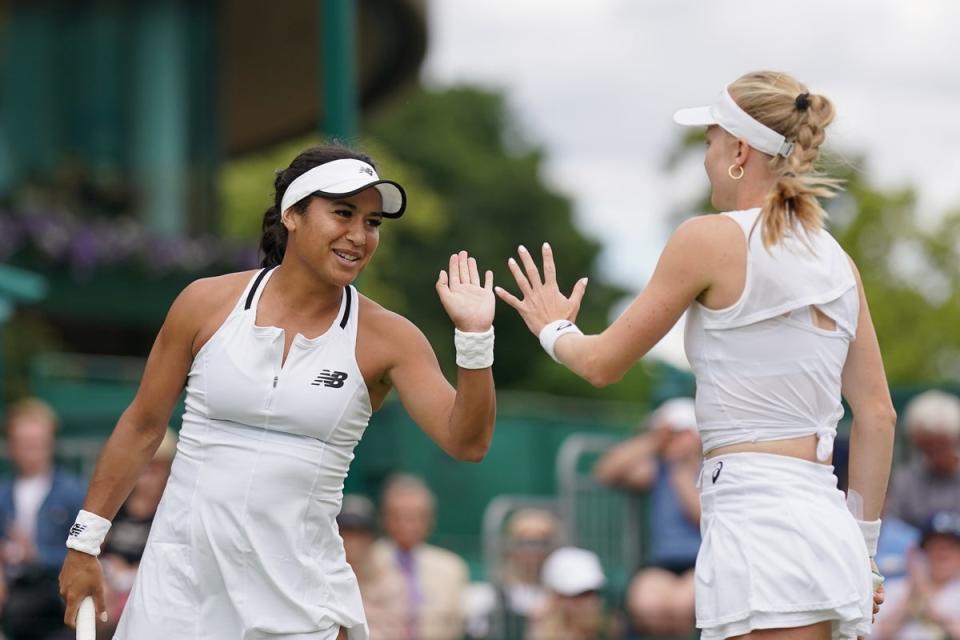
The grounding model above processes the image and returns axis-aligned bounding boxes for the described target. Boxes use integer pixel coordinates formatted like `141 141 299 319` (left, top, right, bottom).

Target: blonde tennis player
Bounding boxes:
58 144 498 639
496 71 895 640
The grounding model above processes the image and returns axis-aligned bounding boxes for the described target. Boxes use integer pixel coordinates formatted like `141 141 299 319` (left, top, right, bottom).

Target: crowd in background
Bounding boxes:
1 390 959 639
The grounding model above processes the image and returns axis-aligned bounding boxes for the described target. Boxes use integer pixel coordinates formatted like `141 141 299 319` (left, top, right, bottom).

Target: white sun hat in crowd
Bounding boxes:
541 547 606 596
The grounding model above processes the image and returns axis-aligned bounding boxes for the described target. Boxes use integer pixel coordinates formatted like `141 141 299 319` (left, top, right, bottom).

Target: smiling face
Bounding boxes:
283 187 384 286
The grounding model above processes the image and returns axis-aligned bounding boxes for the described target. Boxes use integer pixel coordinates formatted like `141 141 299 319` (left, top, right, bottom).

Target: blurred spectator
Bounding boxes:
0 398 85 640
871 510 960 639
97 427 177 638
337 494 405 640
370 474 468 640
525 547 621 640
479 508 562 639
594 397 701 637
885 390 960 528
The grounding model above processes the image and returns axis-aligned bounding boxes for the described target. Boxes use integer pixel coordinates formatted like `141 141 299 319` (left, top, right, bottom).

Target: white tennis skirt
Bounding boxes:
696 453 873 640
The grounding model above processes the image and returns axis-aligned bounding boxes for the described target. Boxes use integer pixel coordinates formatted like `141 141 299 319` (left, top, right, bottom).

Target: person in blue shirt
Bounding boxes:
594 397 701 637
0 398 86 639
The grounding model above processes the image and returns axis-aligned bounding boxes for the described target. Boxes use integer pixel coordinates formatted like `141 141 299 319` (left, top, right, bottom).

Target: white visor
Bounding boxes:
280 158 406 217
673 88 795 158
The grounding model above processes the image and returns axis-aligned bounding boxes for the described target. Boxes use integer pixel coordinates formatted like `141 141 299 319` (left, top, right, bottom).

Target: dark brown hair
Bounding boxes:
260 144 376 268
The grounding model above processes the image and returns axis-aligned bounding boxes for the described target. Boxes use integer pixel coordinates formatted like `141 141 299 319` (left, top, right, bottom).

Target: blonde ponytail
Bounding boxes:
729 72 842 247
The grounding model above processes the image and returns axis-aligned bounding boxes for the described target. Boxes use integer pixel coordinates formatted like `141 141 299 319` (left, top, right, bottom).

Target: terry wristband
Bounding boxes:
856 518 881 558
538 319 583 363
454 326 494 369
65 509 112 557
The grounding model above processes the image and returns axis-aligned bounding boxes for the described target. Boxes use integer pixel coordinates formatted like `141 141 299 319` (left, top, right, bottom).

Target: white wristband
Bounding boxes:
856 518 881 557
538 319 583 363
454 326 494 369
65 509 112 557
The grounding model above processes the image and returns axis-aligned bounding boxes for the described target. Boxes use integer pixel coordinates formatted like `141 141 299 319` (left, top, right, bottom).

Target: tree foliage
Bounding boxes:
365 86 653 401
219 85 656 402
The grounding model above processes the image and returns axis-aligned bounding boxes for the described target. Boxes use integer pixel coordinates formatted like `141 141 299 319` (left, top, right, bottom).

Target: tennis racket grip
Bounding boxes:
77 596 96 640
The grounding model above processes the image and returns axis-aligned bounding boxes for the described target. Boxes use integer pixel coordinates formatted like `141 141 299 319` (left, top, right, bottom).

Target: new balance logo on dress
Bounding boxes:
312 370 348 388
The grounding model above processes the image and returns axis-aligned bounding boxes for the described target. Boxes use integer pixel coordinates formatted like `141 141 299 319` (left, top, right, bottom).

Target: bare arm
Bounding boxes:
496 216 736 386
593 430 662 490
59 276 234 627
388 252 497 462
842 259 897 521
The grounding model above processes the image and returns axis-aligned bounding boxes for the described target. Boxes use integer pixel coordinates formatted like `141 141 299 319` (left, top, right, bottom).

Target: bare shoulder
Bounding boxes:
357 294 426 343
170 270 259 353
672 213 744 248
172 271 255 319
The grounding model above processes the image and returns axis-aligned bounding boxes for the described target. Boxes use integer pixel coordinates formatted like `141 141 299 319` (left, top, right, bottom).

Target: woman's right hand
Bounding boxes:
59 549 108 628
495 243 588 337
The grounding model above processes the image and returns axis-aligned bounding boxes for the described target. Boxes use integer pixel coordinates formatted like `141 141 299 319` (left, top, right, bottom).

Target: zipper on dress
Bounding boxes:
272 375 278 388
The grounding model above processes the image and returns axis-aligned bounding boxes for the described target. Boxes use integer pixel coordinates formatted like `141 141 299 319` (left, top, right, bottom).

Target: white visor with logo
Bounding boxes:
280 158 406 217
673 88 795 158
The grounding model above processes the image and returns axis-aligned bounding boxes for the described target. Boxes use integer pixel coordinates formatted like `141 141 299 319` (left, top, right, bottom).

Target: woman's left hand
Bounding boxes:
871 558 885 620
495 243 588 336
436 250 495 332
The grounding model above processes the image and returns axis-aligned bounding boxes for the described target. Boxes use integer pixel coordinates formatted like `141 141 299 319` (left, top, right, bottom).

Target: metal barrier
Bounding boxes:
478 495 562 640
555 433 642 601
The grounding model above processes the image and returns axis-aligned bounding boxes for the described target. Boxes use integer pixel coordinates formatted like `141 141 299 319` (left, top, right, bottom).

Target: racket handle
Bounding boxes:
77 596 96 640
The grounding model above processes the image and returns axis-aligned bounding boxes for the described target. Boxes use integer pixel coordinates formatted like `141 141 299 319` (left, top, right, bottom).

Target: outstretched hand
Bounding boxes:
436 250 495 332
495 243 588 336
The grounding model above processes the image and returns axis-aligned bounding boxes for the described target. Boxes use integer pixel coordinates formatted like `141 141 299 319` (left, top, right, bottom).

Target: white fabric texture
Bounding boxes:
13 472 52 543
696 453 873 640
454 327 494 369
538 319 583 363
115 268 371 640
684 208 859 461
673 88 795 157
65 509 112 556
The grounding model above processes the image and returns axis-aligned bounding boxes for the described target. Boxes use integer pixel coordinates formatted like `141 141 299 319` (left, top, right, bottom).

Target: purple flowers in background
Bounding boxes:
0 208 259 278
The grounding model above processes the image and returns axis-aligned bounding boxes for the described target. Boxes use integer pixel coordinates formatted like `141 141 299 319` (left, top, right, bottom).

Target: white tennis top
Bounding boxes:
116 268 372 640
684 208 859 462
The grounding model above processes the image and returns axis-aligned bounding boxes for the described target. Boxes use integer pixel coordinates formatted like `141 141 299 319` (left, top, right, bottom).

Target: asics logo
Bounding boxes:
711 461 723 484
312 370 348 388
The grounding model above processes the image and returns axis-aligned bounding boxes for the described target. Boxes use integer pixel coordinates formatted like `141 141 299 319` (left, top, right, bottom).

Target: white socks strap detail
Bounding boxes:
454 326 494 369
539 319 583 363
65 509 112 557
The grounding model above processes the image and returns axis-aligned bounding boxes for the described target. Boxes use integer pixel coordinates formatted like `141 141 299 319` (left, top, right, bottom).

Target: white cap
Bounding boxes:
673 88 795 158
541 547 605 596
280 158 406 217
652 397 698 433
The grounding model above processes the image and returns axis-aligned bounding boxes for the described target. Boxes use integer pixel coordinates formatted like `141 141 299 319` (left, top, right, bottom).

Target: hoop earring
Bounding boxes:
728 164 744 180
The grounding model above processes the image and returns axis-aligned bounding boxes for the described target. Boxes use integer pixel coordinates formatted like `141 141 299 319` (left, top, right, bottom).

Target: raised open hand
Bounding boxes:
436 250 495 332
495 243 588 336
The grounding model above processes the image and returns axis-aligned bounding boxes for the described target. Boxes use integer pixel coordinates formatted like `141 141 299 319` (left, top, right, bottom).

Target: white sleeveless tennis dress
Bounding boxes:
685 209 873 639
115 268 371 640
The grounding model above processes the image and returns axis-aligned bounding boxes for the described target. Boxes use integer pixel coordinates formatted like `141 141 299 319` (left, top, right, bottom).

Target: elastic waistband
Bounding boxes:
699 451 839 503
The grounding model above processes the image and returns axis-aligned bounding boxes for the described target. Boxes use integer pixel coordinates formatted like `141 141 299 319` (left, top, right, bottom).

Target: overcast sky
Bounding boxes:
421 0 960 366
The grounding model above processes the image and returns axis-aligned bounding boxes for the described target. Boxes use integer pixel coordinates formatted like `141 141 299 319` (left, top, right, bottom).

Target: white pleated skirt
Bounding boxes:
696 453 873 640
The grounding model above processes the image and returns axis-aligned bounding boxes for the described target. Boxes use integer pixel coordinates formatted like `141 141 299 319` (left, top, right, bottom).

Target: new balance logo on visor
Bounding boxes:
69 523 87 537
359 166 374 177
312 370 348 388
